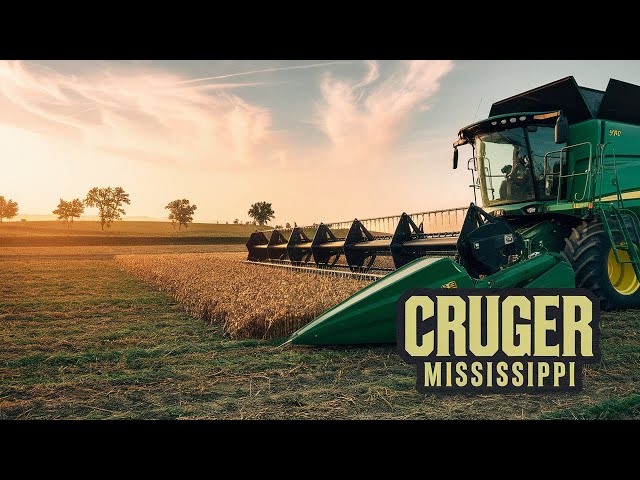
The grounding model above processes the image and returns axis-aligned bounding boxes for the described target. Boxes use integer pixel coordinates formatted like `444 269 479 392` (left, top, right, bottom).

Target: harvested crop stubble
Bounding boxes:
116 252 373 339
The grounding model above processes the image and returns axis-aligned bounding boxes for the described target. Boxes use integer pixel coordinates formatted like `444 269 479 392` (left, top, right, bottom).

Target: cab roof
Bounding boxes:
490 76 640 125
454 76 640 148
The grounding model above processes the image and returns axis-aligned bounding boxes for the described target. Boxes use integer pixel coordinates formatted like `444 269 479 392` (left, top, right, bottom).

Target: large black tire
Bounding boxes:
562 219 640 310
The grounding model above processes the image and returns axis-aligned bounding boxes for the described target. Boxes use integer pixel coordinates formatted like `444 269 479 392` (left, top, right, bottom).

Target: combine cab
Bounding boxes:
248 76 640 344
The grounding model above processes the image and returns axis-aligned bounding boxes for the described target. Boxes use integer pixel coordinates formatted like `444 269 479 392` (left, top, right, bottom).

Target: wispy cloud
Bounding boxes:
0 60 278 167
0 59 464 223
354 60 380 91
316 60 454 164
178 61 352 84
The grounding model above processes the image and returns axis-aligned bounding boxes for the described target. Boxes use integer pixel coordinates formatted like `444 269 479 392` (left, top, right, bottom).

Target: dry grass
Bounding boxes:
116 253 372 340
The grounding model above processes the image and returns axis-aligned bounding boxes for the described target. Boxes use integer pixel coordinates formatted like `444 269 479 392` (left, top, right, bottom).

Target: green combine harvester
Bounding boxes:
248 76 640 345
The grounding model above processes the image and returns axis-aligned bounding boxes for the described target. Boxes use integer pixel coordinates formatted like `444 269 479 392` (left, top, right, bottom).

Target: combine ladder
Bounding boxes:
594 142 640 281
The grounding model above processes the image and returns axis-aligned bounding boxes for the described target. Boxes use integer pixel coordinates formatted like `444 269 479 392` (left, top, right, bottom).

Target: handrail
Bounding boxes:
596 142 619 206
467 157 478 204
543 142 593 203
476 155 496 200
263 206 470 236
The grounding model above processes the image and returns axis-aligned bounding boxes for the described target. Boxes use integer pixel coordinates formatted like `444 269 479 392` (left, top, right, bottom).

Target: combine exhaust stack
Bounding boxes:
246 209 466 273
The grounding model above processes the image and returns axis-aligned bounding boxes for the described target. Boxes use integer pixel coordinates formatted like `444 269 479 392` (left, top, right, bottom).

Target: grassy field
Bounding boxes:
0 220 267 237
0 220 266 247
1 245 639 419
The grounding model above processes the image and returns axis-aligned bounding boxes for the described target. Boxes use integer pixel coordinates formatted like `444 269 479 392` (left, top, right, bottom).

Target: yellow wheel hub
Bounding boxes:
607 247 640 295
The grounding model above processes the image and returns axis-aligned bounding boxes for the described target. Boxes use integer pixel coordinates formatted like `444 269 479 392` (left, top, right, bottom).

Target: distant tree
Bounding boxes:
275 224 283 229
285 222 291 228
233 218 239 224
0 196 18 223
85 187 130 231
68 199 85 225
245 221 251 225
165 198 197 230
248 201 275 226
53 198 85 228
53 199 70 226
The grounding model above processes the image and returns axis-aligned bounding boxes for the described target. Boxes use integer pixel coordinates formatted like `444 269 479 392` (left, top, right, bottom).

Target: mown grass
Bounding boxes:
1 246 639 419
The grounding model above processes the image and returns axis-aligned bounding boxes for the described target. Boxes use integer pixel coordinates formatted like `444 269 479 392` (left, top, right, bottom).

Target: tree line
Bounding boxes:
51 187 132 231
1 191 284 229
53 187 197 231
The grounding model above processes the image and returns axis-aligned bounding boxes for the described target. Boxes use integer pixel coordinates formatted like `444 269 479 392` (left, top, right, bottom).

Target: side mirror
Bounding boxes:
452 148 459 169
555 115 569 144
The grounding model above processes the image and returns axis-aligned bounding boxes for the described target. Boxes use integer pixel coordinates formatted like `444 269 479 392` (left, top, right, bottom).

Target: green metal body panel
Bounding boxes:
288 257 473 345
289 253 572 345
565 120 600 203
516 220 572 255
474 253 574 288
522 260 576 288
570 120 640 211
598 120 640 206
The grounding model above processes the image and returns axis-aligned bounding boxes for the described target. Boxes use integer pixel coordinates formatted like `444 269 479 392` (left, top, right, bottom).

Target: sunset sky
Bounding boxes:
3 60 640 225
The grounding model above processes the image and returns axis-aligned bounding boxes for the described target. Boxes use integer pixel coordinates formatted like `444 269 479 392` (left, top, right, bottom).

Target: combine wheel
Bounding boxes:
562 219 640 310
